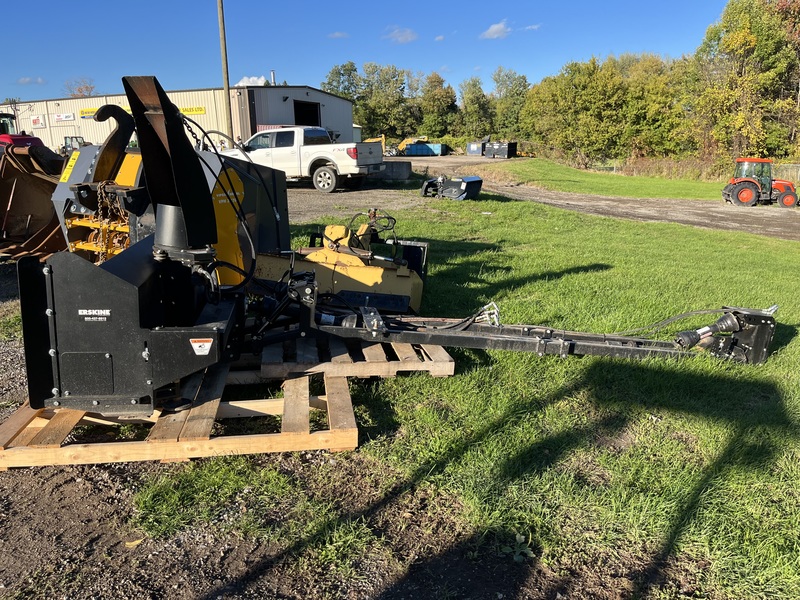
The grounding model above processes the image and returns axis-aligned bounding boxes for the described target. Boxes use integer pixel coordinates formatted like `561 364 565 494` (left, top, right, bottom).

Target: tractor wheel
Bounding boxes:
731 182 759 207
778 190 798 208
313 166 339 193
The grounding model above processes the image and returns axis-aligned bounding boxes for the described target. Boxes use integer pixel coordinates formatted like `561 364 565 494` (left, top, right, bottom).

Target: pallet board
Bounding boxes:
227 338 454 384
0 370 357 469
0 341 453 469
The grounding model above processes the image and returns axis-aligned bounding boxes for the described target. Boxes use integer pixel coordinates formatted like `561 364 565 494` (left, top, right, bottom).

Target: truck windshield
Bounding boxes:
0 114 15 136
734 161 769 179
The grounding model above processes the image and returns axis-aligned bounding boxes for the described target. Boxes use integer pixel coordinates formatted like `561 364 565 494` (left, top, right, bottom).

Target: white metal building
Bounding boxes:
0 85 355 152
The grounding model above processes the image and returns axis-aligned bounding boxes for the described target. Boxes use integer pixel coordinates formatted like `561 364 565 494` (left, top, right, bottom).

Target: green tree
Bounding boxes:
520 58 626 167
321 61 361 101
418 73 458 137
615 54 691 157
491 67 529 139
358 63 412 138
459 77 493 139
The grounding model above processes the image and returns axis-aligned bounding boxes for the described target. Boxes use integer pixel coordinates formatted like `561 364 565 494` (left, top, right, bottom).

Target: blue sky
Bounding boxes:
5 0 729 102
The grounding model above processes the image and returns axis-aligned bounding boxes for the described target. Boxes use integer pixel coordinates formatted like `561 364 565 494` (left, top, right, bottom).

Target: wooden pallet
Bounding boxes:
227 337 454 384
0 365 357 469
0 341 454 469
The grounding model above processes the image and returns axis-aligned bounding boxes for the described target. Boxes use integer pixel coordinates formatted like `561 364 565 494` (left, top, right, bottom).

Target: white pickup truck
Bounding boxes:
225 126 384 192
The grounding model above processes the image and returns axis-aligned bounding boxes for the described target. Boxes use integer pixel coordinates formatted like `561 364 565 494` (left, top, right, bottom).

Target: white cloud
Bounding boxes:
524 24 541 31
435 35 445 42
17 77 46 85
235 75 267 87
328 31 349 39
480 20 511 40
384 26 418 44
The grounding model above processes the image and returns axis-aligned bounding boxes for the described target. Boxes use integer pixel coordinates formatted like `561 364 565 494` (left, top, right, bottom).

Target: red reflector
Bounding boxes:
347 147 358 160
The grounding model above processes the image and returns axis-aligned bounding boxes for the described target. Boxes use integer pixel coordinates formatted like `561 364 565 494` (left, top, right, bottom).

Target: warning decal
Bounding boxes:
190 338 214 356
59 151 80 183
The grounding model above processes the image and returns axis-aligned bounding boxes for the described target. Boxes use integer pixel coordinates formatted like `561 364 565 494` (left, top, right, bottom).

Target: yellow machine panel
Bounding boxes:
211 167 247 285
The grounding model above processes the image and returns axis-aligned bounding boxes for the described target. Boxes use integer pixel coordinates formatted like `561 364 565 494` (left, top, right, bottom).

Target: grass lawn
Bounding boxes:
474 158 724 200
133 193 800 598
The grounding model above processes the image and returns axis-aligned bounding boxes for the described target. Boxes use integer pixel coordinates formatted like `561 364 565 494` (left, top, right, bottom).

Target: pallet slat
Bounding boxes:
0 402 43 449
296 337 318 364
0 431 358 468
329 337 353 364
281 377 310 434
28 409 86 448
258 340 453 379
324 375 357 432
391 342 420 363
361 343 387 362
147 411 189 443
179 364 229 442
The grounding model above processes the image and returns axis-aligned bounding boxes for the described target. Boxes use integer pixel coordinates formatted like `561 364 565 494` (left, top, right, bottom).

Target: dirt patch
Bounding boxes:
284 156 800 243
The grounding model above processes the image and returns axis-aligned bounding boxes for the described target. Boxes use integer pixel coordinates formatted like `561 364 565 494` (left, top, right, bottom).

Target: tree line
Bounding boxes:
321 0 800 174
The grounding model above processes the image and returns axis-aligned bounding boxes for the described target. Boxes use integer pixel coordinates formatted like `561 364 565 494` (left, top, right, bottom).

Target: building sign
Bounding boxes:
80 106 205 118
54 113 75 122
31 115 46 128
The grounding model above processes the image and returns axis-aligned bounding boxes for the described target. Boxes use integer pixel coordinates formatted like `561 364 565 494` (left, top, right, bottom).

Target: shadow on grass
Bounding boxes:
423 257 613 316
196 224 794 597
768 321 798 355
198 355 796 599
274 225 613 317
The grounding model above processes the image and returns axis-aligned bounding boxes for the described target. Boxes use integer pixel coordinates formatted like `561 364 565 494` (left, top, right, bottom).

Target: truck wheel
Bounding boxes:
778 190 798 208
731 182 758 207
313 166 338 193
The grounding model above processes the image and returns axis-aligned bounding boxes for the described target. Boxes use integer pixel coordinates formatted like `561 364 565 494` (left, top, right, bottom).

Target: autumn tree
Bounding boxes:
693 0 798 157
769 0 800 144
63 78 96 97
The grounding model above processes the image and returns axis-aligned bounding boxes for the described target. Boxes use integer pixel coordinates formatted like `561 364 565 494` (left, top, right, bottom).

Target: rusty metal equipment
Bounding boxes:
0 144 65 260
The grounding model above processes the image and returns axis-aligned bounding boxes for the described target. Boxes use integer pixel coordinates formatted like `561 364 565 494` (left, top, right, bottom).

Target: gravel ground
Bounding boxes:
0 262 27 420
1 156 798 598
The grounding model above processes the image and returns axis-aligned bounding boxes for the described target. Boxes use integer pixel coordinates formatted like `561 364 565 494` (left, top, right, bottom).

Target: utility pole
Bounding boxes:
218 0 234 139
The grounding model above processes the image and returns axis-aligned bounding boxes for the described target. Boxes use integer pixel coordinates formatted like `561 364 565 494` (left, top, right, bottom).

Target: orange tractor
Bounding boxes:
722 157 797 208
